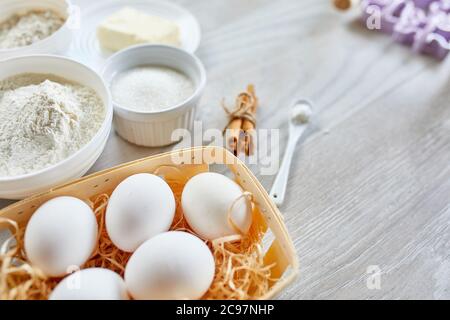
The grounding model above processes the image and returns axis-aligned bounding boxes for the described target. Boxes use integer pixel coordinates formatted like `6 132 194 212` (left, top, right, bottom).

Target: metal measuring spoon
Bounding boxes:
269 99 313 207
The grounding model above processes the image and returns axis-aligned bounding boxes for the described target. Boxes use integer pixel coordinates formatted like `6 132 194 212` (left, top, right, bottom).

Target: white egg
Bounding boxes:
50 268 129 300
24 196 97 277
106 173 176 252
181 172 252 240
125 231 215 300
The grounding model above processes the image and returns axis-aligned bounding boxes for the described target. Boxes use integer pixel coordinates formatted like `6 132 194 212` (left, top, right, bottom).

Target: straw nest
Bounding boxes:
0 167 274 300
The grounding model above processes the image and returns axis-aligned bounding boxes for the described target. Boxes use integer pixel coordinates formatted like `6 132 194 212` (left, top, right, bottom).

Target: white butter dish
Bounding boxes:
67 0 201 70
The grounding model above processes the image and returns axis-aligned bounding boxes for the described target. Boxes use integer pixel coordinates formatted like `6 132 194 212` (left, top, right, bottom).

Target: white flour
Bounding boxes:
0 74 105 177
111 65 195 112
0 10 65 49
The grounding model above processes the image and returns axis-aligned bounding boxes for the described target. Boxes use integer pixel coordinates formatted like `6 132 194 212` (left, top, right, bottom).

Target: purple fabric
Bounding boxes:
360 0 450 59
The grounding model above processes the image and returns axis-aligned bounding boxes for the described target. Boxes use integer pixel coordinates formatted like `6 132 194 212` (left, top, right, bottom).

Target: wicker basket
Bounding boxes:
0 146 299 299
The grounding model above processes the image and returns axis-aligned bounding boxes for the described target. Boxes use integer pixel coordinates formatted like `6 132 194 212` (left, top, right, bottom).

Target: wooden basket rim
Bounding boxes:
0 146 299 299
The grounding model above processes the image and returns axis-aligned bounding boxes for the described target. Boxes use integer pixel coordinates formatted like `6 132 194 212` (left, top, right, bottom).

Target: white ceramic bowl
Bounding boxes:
102 44 206 147
0 55 113 200
0 0 73 61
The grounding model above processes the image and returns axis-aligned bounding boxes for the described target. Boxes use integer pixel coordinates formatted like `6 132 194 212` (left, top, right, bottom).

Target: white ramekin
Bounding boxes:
0 0 73 61
102 44 207 147
0 55 113 200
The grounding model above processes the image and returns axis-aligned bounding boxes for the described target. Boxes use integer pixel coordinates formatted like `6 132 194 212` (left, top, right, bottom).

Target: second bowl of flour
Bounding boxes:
103 44 206 147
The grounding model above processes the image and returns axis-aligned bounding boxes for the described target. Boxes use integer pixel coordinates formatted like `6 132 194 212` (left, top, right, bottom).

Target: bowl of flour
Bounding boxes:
0 0 73 60
0 55 113 199
102 44 206 147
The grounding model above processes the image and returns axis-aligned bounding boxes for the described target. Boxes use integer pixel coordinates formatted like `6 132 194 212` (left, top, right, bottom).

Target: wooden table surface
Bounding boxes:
1 0 449 300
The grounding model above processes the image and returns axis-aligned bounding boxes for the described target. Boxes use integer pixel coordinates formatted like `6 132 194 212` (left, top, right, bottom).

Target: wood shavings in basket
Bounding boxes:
0 168 275 300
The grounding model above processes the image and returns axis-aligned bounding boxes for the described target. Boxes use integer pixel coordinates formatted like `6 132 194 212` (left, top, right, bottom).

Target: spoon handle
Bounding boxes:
269 129 304 206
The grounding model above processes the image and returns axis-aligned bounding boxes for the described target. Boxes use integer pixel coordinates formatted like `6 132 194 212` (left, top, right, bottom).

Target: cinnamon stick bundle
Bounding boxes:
333 0 359 10
223 85 259 156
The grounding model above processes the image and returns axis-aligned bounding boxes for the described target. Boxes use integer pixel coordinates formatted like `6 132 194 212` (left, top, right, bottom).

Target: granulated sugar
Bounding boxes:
0 74 105 177
0 10 65 49
111 65 195 112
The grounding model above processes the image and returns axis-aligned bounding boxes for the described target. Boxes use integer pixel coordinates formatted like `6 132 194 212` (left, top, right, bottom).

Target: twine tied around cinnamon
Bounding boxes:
222 85 259 156
222 93 257 129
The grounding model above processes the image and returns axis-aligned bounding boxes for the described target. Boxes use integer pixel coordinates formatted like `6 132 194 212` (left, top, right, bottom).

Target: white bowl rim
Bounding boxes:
0 54 113 182
0 0 73 53
102 44 207 117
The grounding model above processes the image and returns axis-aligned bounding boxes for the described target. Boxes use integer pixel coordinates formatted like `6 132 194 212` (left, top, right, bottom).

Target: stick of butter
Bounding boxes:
97 7 181 52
